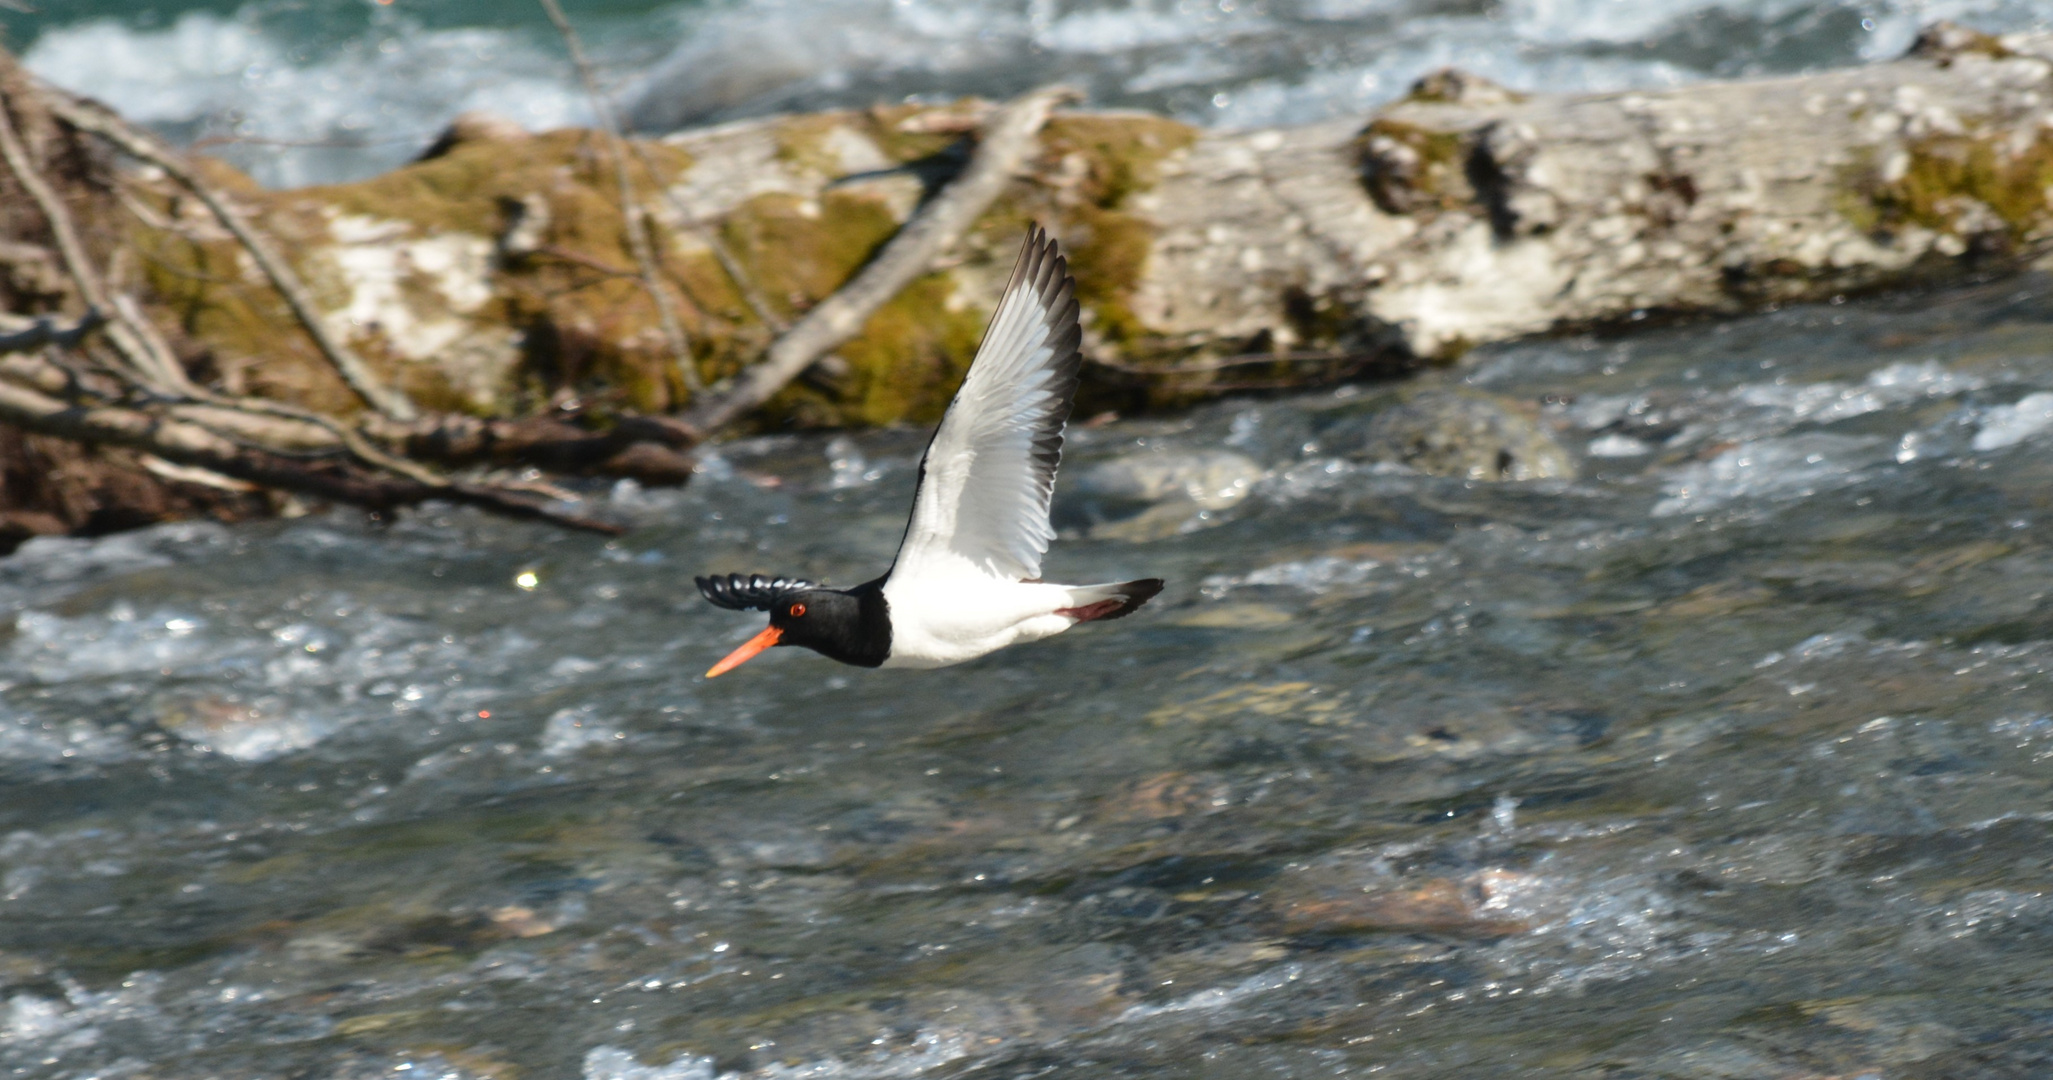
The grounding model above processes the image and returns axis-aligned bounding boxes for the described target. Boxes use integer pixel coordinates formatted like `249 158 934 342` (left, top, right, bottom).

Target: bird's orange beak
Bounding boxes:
706 625 782 677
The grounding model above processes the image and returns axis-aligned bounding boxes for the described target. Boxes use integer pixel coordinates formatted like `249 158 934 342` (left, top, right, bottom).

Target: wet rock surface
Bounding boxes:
1337 389 1576 481
1057 448 1264 539
3 278 2053 1076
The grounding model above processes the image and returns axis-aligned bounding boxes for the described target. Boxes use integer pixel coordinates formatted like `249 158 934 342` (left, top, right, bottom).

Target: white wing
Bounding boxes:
890 225 1082 583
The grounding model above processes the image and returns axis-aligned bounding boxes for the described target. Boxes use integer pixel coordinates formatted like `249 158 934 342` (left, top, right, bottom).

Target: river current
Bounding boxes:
0 277 2050 1076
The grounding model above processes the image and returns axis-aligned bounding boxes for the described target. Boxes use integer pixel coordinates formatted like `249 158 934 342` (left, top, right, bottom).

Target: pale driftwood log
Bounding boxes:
1129 24 2053 361
679 83 1078 434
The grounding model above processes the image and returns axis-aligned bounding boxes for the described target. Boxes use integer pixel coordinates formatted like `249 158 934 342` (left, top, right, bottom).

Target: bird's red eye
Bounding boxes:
790 603 806 617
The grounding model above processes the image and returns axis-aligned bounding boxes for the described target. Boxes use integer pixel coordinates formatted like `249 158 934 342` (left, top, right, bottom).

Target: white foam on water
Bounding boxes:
584 1047 717 1080
1587 434 1652 458
1972 391 2053 451
1115 962 1305 1021
0 974 163 1072
0 712 131 766
1651 433 1891 517
10 606 216 682
23 10 588 187
586 1029 974 1080
1200 554 1384 595
541 706 626 757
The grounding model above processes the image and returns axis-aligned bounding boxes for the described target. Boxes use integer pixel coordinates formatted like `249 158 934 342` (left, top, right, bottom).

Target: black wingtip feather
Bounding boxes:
695 573 818 612
1097 578 1165 620
1003 224 1084 487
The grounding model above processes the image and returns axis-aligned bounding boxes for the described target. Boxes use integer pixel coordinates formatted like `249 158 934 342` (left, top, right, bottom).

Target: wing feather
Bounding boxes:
891 225 1082 583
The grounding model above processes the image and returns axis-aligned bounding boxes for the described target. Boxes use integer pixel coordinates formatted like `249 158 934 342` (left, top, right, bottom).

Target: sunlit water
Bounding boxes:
2 277 2052 1076
7 0 2051 187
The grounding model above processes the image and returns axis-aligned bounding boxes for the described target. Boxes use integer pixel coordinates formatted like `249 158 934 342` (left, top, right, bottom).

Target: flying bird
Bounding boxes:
695 225 1163 676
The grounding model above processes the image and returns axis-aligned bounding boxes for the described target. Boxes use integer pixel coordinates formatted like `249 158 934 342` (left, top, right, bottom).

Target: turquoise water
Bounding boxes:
8 0 2051 186
1 278 2052 1076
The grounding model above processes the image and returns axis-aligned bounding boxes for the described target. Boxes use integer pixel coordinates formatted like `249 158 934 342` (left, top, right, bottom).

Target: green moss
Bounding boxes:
137 110 1216 432
831 271 987 427
1042 114 1197 205
1355 118 1470 216
1066 205 1155 344
773 114 856 177
1033 115 1197 350
312 130 695 237
1402 70 1527 106
138 131 724 418
131 185 365 415
721 191 900 319
719 188 984 429
1840 126 2053 244
774 105 964 177
1833 160 1883 234
724 114 1196 430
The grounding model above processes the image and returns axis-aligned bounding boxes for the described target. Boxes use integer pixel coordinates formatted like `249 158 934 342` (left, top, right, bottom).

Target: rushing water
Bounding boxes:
6 0 2051 187
2 276 2052 1076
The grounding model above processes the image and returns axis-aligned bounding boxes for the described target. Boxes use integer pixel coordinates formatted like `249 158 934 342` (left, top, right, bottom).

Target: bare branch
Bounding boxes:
41 91 421 422
681 83 1079 435
536 0 701 396
0 308 103 354
627 140 788 334
0 86 188 392
0 376 623 533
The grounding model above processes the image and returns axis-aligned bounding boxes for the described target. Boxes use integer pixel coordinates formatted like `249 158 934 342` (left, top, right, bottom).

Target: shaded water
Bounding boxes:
6 277 2053 1077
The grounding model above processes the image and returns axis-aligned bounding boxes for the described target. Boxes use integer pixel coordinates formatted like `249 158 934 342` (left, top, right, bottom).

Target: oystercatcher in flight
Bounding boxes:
696 226 1163 676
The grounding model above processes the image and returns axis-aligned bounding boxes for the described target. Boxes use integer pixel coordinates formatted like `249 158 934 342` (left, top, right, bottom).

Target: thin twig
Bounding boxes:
681 82 1079 436
627 139 788 334
0 308 103 354
529 244 640 278
0 90 187 392
43 91 420 422
536 0 701 395
0 375 623 533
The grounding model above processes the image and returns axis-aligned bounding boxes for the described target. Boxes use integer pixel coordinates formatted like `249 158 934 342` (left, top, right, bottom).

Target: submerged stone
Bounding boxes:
1057 449 1262 539
1339 390 1575 481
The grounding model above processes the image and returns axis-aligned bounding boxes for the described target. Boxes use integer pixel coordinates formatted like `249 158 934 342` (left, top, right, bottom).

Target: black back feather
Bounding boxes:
695 573 819 612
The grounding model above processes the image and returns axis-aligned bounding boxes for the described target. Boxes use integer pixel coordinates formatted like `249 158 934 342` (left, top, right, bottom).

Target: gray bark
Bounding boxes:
1126 24 2053 361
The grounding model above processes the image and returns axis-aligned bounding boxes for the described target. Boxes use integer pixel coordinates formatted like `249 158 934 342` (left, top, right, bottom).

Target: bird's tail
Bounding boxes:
1056 578 1165 622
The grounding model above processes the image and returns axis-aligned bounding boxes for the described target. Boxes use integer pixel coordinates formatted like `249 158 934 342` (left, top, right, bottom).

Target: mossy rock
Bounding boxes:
1356 118 1473 216
1337 389 1575 481
1839 125 2053 250
134 108 1202 432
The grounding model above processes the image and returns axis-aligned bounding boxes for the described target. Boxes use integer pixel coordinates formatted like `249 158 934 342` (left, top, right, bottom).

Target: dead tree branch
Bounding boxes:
0 88 188 392
0 375 624 533
0 308 103 354
537 0 701 395
41 91 421 422
680 82 1078 435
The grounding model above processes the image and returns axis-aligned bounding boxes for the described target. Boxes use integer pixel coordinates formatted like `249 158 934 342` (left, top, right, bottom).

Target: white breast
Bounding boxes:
881 571 1078 669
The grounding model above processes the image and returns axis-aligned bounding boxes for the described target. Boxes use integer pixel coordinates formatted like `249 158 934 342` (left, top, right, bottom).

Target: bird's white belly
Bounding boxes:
880 575 1076 669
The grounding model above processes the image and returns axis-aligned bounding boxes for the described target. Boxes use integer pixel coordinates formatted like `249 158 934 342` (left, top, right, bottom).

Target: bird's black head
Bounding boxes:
695 574 890 675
